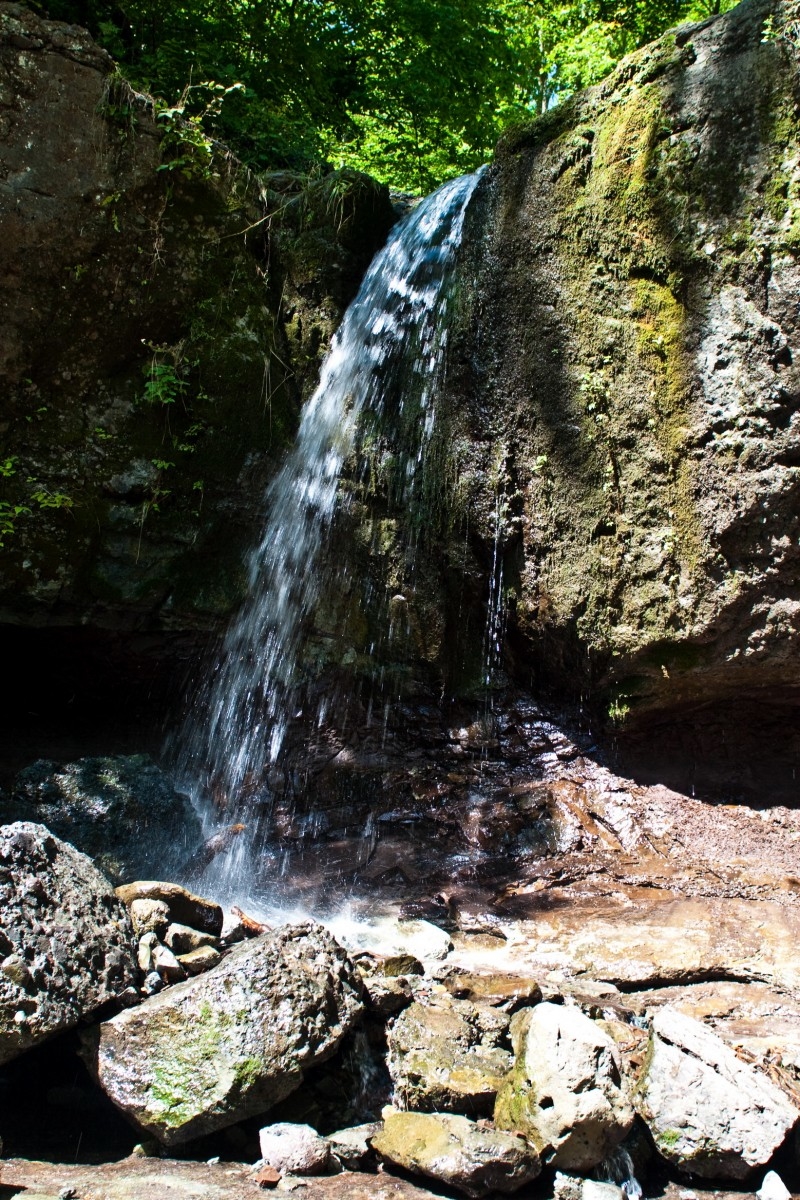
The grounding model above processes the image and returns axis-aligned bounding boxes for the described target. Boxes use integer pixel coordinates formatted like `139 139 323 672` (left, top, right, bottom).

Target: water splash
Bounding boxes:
175 171 483 900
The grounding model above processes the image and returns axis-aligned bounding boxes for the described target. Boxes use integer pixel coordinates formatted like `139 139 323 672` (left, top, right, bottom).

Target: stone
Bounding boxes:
373 1109 541 1198
164 923 219 954
258 1123 332 1176
141 971 163 996
4 757 202 884
384 954 424 977
152 943 185 984
637 1007 799 1179
554 1177 624 1200
177 945 222 975
137 934 158 973
255 1165 281 1188
0 822 138 1065
494 1002 634 1169
444 972 542 1012
326 1123 381 1170
361 972 416 1017
130 900 171 938
387 995 512 1115
82 923 364 1144
758 1171 792 1200
116 882 223 937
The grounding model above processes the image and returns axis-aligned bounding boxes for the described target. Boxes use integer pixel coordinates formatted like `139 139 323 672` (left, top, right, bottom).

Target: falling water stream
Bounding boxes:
176 171 483 906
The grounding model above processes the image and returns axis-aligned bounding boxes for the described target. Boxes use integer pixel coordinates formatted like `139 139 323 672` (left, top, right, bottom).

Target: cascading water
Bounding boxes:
175 171 483 904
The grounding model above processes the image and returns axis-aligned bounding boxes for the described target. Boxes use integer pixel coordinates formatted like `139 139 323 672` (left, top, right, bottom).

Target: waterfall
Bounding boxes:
175 171 483 902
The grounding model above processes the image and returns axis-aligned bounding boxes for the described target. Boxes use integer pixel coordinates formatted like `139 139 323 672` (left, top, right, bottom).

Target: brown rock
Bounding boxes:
116 882 223 937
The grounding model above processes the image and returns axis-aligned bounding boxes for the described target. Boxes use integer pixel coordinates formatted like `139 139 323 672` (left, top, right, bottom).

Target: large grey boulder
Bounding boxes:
0 822 138 1065
387 994 512 1115
373 1109 541 1198
494 1002 634 1169
637 1007 799 1178
82 922 364 1145
2 756 202 884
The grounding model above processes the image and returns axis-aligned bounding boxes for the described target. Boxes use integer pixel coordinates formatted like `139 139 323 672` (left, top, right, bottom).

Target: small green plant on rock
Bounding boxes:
156 82 243 181
141 344 189 407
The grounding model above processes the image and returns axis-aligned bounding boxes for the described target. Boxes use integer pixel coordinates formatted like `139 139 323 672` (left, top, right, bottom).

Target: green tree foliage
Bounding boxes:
40 0 737 192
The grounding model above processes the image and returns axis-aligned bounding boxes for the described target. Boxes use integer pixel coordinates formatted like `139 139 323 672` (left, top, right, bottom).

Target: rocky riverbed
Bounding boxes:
1 724 800 1200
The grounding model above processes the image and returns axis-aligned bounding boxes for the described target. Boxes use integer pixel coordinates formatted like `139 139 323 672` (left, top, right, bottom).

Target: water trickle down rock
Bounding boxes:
176 171 483 899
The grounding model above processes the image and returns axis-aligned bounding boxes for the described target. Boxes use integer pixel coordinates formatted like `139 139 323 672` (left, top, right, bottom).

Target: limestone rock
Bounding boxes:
177 945 221 975
130 900 170 938
115 881 223 937
554 1176 625 1200
0 2 395 651
82 923 364 1144
494 1002 634 1169
258 1123 332 1175
637 1007 799 1178
443 972 542 1012
326 1123 381 1170
373 1109 541 1198
361 972 416 1017
758 1171 792 1200
5 757 202 884
164 923 219 954
152 943 185 984
388 995 512 1115
0 822 138 1064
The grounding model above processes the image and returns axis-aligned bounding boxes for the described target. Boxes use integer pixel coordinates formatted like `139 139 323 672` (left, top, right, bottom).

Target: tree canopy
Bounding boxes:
41 0 737 192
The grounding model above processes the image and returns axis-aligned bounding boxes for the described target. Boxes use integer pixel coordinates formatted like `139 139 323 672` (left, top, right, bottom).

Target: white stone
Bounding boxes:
259 1123 331 1176
638 1007 799 1179
757 1171 792 1200
495 1002 634 1170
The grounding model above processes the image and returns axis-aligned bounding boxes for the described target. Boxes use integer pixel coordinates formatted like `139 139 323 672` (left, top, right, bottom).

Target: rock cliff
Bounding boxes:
449 0 800 786
0 2 394 725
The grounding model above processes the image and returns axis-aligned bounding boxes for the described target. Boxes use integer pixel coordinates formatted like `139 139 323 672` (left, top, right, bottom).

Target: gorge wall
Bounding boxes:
0 1 394 737
445 0 800 795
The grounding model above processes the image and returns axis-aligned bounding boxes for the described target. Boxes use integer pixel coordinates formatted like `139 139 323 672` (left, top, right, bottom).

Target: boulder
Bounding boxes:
373 1109 541 1198
636 1007 799 1178
130 899 171 938
554 1177 625 1200
388 995 512 1115
164 923 219 954
494 1002 634 1169
326 1122 381 1171
4 757 202 884
444 971 542 1012
82 923 364 1144
0 822 138 1064
177 945 221 975
115 881 223 937
258 1123 332 1175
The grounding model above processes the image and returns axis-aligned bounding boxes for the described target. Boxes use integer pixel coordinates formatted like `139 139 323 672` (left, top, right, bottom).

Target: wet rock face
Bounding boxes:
0 756 201 883
448 0 800 729
0 821 137 1064
82 922 364 1145
0 2 394 640
494 1002 634 1169
637 1007 799 1178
